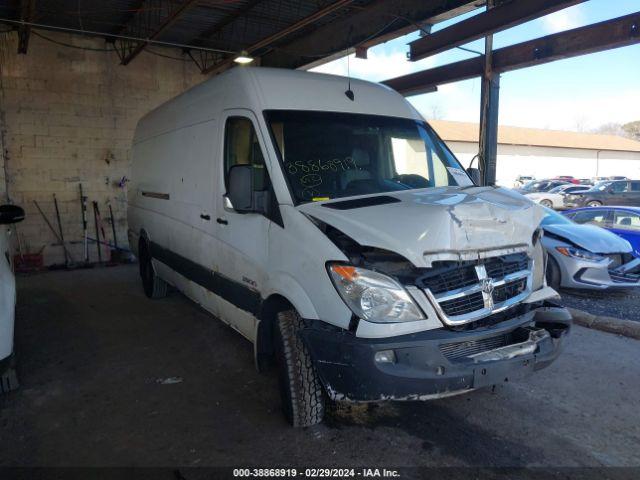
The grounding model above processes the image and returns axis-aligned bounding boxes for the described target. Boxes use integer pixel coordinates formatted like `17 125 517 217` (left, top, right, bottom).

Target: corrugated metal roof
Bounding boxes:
430 120 640 153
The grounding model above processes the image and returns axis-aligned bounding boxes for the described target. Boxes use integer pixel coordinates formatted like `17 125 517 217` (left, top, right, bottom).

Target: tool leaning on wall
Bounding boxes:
25 183 133 271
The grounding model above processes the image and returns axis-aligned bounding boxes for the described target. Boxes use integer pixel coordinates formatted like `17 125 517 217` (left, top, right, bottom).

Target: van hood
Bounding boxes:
298 187 543 268
543 223 632 254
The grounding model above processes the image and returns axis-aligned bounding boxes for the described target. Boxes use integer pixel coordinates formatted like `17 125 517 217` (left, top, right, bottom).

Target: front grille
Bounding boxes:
609 270 640 284
418 253 528 294
418 264 478 295
439 292 485 317
493 278 527 303
420 252 532 326
485 254 529 279
606 255 624 269
440 334 512 361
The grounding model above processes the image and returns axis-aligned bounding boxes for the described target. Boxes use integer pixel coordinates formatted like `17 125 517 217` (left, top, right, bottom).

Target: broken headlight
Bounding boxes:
556 247 605 263
328 263 424 323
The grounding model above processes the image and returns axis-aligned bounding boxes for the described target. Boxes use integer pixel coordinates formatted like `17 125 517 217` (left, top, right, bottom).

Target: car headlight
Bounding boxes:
327 263 424 323
556 247 605 263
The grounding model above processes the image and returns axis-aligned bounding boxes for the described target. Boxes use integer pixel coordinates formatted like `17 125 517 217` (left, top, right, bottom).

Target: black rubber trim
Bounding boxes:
300 307 570 401
141 191 170 200
322 195 401 210
149 241 261 316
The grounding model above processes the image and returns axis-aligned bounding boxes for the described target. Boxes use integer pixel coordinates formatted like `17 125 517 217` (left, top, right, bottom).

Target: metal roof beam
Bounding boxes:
116 0 200 65
200 0 355 75
259 0 480 70
189 0 266 49
409 0 587 61
384 12 640 95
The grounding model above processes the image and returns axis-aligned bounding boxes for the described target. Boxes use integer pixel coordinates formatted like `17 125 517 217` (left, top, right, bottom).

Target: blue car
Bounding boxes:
563 206 640 255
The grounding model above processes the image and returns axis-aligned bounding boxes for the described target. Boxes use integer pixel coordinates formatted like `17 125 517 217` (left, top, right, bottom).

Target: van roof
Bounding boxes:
134 67 422 143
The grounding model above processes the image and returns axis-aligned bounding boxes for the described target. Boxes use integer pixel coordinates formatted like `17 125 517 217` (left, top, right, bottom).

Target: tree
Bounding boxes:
594 123 625 136
622 121 640 141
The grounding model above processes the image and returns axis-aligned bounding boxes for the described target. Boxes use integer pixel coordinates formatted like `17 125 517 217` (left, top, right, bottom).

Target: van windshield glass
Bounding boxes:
265 110 472 204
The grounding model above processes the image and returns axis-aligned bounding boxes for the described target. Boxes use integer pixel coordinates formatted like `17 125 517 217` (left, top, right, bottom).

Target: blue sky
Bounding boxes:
312 0 640 132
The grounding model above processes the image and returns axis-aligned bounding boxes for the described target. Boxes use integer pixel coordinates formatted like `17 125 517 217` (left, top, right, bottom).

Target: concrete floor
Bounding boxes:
2 265 640 468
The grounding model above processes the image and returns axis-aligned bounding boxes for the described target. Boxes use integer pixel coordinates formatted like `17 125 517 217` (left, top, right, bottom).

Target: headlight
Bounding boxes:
556 247 605 263
327 263 424 323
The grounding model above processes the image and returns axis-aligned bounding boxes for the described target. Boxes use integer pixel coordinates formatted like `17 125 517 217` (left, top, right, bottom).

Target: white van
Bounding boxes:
128 68 571 427
0 204 25 393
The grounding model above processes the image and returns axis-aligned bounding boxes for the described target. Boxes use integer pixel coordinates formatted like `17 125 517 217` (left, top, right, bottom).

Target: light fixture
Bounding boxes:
234 51 254 65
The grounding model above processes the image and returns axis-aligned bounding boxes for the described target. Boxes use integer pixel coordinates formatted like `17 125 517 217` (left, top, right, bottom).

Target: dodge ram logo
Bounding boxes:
480 277 495 295
480 277 495 309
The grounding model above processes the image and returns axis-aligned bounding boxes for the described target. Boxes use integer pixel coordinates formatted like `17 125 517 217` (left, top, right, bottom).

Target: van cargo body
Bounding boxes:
128 68 570 426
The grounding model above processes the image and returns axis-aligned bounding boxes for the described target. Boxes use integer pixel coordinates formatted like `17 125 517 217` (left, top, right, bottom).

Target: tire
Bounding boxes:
587 200 602 208
546 255 562 291
540 199 553 208
274 309 325 427
0 353 19 393
138 240 168 299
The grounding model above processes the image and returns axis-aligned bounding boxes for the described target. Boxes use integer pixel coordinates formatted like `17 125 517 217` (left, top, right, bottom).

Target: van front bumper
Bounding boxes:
301 304 571 402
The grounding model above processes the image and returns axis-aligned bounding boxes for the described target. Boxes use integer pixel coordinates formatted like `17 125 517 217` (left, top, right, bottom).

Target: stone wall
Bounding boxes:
0 31 204 265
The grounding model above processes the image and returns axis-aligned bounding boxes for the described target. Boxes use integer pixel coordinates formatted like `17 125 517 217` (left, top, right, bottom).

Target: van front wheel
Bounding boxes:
139 241 168 299
274 309 325 427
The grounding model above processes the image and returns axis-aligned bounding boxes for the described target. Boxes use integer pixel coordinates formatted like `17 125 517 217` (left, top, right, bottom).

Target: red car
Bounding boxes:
554 176 580 184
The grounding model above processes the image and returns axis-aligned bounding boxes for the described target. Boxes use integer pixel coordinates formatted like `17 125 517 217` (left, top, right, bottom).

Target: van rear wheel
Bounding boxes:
139 241 168 299
274 309 325 427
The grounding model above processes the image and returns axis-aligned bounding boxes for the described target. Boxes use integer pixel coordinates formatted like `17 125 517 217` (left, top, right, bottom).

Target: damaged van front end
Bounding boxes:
295 187 571 402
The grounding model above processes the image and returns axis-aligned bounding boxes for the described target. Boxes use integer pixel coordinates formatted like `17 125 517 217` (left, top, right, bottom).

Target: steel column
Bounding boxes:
478 0 499 186
17 0 35 54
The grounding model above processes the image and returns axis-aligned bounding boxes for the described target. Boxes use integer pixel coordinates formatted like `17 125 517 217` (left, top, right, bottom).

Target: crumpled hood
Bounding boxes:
298 187 544 268
543 223 632 254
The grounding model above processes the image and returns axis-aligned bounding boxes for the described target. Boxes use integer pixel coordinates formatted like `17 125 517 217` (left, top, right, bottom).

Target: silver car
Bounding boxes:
541 209 640 290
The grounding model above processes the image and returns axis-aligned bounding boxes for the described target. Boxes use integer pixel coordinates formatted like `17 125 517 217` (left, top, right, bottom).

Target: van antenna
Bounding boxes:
345 51 355 101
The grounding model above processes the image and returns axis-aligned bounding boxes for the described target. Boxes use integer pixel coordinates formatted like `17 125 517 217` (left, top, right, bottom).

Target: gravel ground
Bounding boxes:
560 288 640 322
2 265 640 471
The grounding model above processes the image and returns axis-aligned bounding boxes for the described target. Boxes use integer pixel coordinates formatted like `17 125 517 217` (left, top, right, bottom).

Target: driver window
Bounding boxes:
611 182 629 193
613 210 640 231
224 117 268 192
572 210 609 227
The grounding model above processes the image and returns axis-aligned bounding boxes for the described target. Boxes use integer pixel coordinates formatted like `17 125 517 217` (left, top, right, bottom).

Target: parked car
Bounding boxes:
563 180 640 208
541 208 640 290
577 179 592 185
0 204 26 393
516 179 570 194
513 175 535 189
564 206 640 255
525 184 591 209
553 176 580 184
128 67 571 427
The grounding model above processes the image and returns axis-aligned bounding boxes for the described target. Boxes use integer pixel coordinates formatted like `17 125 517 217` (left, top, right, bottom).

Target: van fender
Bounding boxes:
254 273 319 372
262 272 318 320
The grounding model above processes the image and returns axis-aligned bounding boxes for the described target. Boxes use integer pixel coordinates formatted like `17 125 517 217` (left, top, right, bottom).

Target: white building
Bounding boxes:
430 120 640 187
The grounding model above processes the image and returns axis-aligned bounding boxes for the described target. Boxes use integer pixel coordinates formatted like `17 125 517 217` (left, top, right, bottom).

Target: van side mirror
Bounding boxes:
466 167 481 186
227 165 254 212
0 204 25 225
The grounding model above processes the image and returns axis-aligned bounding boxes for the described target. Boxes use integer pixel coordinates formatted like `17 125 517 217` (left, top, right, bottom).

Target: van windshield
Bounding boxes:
265 110 472 204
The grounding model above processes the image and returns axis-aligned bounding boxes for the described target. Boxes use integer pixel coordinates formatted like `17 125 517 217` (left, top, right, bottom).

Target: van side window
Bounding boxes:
224 117 268 192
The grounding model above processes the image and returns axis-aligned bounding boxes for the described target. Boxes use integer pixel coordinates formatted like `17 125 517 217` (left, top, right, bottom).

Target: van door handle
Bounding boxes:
200 214 211 221
216 218 228 225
